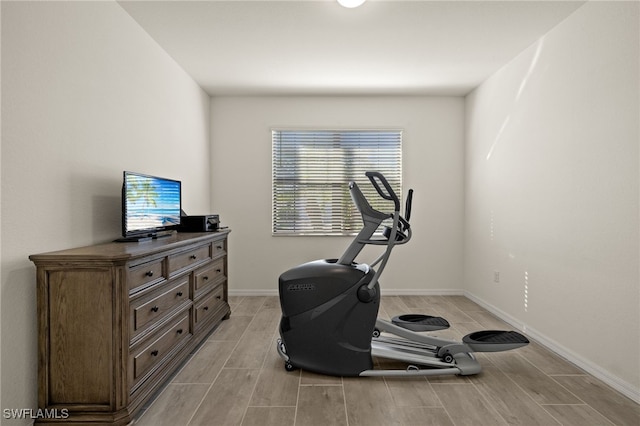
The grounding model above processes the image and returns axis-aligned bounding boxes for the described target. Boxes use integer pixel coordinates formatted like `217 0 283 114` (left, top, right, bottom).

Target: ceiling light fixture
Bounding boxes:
337 0 366 8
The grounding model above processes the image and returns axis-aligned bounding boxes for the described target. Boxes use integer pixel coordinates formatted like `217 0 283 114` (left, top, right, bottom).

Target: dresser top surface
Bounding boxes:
29 230 231 264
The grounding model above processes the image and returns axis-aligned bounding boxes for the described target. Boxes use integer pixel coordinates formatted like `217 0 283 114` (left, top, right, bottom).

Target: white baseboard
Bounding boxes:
229 289 279 296
228 288 465 297
380 288 465 296
464 291 640 404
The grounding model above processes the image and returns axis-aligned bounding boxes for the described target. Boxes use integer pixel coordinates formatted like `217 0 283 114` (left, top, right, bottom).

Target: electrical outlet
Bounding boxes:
493 271 500 283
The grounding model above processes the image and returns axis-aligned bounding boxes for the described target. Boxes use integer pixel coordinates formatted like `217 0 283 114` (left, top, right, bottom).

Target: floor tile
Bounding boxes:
468 363 561 425
296 385 347 426
225 309 280 369
518 342 584 375
385 376 441 407
232 296 268 316
250 345 300 407
209 314 253 341
343 377 404 426
398 407 454 425
551 374 640 425
134 383 209 426
171 340 236 384
430 383 508 425
542 404 616 426
491 352 582 404
300 369 343 385
448 295 489 313
242 407 296 426
188 368 261 426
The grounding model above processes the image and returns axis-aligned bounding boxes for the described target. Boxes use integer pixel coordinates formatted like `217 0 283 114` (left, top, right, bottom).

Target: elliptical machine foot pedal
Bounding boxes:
462 330 529 352
391 314 450 332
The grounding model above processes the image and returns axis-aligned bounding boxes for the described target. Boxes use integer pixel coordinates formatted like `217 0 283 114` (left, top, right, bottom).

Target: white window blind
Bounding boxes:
272 130 402 236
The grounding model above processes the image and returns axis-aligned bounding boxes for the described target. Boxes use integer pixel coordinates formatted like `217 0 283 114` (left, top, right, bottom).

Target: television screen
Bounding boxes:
122 171 181 239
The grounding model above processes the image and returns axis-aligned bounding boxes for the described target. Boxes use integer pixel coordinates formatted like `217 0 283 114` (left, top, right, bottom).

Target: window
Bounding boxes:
272 129 402 236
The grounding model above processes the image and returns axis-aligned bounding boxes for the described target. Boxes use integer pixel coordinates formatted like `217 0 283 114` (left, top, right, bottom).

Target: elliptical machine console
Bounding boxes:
277 172 529 377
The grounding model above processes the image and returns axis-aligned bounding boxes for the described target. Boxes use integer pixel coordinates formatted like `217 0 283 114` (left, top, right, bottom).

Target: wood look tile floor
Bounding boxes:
133 296 640 426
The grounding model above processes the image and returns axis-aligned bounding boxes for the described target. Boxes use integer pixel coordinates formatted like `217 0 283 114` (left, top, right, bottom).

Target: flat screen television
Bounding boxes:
118 171 182 241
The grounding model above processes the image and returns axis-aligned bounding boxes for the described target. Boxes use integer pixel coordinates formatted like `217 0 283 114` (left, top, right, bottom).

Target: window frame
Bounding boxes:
272 128 403 236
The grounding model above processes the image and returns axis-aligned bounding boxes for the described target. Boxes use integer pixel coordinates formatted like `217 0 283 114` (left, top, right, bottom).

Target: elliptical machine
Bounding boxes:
277 171 528 377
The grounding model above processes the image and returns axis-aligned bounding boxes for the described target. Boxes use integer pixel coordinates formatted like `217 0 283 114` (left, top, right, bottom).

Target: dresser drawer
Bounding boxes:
131 312 191 384
129 258 166 293
212 239 226 257
130 278 190 339
194 258 225 296
168 244 211 276
195 285 225 329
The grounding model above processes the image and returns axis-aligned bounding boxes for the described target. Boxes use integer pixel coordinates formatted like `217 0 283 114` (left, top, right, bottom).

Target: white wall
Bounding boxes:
1 2 211 421
210 96 464 295
464 1 639 400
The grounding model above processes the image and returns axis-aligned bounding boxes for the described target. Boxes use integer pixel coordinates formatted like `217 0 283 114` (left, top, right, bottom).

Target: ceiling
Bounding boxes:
118 0 585 96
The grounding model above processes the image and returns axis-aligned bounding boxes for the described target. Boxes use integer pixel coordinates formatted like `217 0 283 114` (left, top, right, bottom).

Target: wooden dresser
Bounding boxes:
29 230 231 425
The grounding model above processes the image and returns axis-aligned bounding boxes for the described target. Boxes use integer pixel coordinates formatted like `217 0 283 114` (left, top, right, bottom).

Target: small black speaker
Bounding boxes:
179 215 219 232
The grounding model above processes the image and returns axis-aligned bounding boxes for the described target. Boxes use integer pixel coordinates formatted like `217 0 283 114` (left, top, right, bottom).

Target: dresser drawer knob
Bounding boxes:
176 328 183 334
176 291 183 297
203 276 209 281
216 245 223 250
145 271 154 277
151 350 159 357
203 306 209 311
190 255 197 260
151 306 159 313
216 295 222 300
216 269 222 273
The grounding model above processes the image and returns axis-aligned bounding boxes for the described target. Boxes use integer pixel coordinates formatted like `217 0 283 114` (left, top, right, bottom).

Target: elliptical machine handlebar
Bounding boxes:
337 172 413 294
405 188 413 222
366 171 401 213
365 171 412 238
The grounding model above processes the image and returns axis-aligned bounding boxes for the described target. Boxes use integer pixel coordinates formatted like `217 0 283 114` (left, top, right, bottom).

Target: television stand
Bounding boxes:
113 230 175 243
30 230 231 425
153 230 175 239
